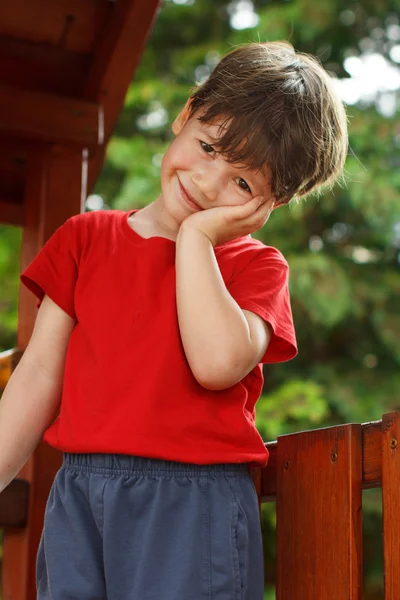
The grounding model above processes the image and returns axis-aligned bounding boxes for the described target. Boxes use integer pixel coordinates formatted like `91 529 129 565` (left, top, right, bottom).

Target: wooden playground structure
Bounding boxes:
0 1 399 598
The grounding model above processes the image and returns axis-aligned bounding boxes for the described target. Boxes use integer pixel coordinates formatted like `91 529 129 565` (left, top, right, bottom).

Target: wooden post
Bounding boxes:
276 424 363 599
382 411 400 599
1 143 87 600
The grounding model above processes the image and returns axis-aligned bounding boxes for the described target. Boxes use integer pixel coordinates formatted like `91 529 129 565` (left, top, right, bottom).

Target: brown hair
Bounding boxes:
189 41 348 205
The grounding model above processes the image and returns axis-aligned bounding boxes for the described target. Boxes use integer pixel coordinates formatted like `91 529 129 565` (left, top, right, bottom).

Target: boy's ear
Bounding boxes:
172 99 193 135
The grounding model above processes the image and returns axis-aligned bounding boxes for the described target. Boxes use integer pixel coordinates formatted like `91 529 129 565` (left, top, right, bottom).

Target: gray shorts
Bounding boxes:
37 453 264 599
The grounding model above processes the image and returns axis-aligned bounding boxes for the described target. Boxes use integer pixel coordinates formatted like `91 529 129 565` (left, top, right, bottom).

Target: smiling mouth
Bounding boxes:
178 178 203 210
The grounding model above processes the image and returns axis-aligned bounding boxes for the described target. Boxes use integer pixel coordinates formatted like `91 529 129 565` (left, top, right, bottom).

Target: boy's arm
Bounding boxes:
0 295 75 493
175 227 272 390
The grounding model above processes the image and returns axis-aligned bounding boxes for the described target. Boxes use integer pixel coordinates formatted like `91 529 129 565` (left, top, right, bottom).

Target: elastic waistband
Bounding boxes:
62 453 250 478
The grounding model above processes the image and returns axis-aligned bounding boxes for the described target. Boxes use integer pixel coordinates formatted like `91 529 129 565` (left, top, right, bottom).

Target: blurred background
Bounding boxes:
1 0 400 597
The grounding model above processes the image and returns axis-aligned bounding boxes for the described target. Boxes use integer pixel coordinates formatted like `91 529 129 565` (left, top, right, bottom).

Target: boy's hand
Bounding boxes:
180 195 275 247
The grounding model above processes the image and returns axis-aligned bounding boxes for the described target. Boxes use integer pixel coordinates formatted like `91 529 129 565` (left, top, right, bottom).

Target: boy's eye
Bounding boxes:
200 140 215 153
198 140 251 193
237 178 252 193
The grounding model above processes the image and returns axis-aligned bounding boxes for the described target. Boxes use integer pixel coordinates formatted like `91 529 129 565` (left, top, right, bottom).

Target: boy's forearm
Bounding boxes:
0 357 62 493
175 226 253 388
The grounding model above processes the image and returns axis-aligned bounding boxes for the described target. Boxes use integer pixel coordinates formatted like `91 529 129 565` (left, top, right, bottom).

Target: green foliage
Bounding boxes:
256 379 329 440
289 253 354 327
0 226 20 351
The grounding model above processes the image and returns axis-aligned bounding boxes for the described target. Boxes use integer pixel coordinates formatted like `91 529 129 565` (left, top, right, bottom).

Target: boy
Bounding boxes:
0 41 347 599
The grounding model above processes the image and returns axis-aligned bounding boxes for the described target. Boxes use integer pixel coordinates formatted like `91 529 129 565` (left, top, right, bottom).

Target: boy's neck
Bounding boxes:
129 198 180 242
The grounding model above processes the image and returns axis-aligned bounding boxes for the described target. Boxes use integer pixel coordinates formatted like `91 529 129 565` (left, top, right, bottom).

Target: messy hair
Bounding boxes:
189 41 348 205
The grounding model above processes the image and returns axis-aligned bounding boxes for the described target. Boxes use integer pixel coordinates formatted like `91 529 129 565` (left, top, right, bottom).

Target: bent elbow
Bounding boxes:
195 375 233 391
192 359 245 391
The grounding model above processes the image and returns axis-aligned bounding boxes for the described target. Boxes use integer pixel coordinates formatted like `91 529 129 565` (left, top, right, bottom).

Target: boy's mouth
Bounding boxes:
178 178 203 211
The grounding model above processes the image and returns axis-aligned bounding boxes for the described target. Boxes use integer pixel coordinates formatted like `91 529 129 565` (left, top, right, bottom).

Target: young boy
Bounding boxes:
0 41 347 599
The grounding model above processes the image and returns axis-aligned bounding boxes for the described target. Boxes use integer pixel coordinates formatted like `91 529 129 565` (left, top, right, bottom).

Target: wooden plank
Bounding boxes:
382 412 400 599
0 37 89 97
84 0 160 191
1 143 87 600
0 0 111 54
0 149 26 214
0 198 24 226
0 198 23 226
0 479 29 528
0 138 27 177
0 85 103 147
362 418 383 487
275 424 363 599
261 419 383 502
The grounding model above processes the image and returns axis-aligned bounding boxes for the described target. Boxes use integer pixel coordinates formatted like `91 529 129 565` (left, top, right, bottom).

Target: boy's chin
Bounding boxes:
162 196 191 225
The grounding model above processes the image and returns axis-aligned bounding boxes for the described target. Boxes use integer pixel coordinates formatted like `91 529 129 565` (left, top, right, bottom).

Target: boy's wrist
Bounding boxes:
177 221 217 247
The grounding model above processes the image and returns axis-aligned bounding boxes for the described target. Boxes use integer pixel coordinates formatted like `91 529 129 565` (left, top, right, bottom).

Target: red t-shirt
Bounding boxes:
20 209 297 467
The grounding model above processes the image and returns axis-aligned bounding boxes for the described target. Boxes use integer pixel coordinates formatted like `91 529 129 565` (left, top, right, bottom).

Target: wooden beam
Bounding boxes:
0 182 26 204
0 85 104 147
0 479 29 528
2 143 87 600
276 424 363 599
382 412 400 598
261 418 383 502
0 0 112 54
0 138 29 223
0 198 23 226
84 0 160 191
0 36 90 97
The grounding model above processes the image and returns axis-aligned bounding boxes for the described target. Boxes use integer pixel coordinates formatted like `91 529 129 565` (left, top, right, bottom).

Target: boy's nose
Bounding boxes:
191 172 220 203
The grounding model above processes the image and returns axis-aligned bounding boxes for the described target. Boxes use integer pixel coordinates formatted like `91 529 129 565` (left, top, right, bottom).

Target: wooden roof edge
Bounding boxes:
0 0 161 226
86 0 161 192
0 85 104 147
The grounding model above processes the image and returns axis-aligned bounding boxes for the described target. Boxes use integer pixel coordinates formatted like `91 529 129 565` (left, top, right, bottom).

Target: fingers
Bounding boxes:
248 195 275 228
244 195 266 212
251 195 275 215
226 194 275 224
254 195 264 208
260 195 275 209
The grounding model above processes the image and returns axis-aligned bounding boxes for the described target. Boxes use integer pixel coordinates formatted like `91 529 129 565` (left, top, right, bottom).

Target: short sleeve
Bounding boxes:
20 217 80 320
227 247 297 363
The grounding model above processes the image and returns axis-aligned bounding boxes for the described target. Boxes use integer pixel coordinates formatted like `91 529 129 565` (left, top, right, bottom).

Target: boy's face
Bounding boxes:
160 103 274 225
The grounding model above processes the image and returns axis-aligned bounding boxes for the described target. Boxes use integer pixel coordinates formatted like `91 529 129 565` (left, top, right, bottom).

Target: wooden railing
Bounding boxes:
250 413 399 599
1 348 399 598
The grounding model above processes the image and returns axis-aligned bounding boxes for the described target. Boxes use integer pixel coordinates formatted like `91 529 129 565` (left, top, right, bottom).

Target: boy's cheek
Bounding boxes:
162 153 194 176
